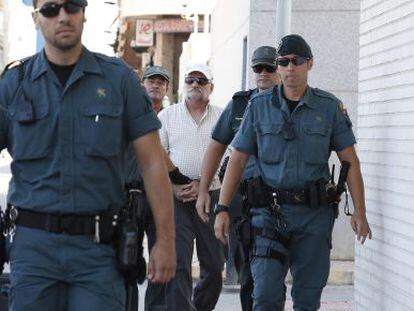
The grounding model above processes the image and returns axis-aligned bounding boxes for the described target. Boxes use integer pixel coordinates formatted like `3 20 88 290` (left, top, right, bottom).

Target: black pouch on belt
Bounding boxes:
246 177 272 207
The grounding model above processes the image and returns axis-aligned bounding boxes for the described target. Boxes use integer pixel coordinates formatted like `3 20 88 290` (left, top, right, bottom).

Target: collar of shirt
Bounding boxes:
275 84 316 115
30 46 103 83
184 100 211 125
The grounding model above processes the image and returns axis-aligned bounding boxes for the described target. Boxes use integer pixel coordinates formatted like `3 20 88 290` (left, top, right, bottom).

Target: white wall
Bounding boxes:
209 0 250 107
355 1 414 309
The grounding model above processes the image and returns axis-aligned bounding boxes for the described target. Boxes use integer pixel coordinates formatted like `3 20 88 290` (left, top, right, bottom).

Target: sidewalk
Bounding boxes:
136 281 354 311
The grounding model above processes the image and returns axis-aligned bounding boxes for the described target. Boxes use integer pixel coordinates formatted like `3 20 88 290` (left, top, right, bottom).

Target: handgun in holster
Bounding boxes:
118 189 147 285
326 161 351 218
0 207 6 276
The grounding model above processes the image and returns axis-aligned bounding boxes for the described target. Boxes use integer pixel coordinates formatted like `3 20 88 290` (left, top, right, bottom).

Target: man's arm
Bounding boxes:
133 131 176 283
214 149 249 244
337 145 372 244
196 139 228 222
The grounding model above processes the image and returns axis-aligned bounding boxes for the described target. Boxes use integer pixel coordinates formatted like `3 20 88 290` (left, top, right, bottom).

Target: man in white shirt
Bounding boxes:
158 64 224 311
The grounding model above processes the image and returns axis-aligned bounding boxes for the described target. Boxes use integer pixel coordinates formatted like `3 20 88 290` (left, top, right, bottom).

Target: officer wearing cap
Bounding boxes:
0 1 176 310
196 46 279 311
125 65 171 311
142 65 171 113
214 34 372 310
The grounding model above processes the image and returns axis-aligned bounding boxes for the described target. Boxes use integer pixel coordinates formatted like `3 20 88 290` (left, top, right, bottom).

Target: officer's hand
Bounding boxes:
350 211 372 244
214 212 230 245
195 191 211 222
147 240 176 283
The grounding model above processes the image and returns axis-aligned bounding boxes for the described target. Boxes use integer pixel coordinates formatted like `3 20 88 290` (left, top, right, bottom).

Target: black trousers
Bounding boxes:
166 190 224 311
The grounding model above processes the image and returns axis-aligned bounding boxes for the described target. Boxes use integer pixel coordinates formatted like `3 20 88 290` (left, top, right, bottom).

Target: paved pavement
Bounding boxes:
137 282 354 310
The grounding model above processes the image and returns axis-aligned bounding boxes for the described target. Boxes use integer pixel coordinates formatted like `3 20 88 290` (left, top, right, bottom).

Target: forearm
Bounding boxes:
142 161 175 242
199 140 227 193
162 148 176 172
133 133 174 243
346 158 366 214
219 149 248 207
337 146 366 215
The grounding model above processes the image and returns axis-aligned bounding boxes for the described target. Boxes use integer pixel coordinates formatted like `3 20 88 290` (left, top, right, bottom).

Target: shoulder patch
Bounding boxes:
338 101 353 128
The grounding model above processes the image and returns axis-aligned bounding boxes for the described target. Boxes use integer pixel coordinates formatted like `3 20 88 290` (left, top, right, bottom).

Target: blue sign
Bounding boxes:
22 0 32 5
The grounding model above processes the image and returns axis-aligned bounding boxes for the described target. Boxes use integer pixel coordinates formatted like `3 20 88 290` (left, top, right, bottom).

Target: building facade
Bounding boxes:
355 1 414 309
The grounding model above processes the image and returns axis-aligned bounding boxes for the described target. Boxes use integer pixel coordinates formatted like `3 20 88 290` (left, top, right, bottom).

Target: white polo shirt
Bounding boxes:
158 102 223 190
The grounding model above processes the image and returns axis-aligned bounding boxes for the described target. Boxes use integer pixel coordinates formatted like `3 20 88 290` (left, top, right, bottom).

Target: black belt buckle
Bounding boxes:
291 190 306 204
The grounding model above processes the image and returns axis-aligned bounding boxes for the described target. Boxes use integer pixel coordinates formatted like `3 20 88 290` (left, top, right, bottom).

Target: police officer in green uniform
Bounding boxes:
214 34 372 310
196 46 279 311
0 1 175 310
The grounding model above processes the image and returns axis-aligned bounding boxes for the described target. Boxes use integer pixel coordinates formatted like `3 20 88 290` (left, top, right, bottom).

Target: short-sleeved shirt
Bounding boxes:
0 47 160 213
158 102 223 190
212 89 259 180
232 84 356 189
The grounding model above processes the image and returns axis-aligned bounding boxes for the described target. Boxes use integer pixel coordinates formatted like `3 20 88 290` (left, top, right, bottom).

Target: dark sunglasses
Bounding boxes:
35 1 83 18
277 56 309 67
252 65 276 74
184 76 211 86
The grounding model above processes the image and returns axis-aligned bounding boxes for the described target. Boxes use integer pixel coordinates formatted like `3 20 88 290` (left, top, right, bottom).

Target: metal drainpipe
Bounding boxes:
275 0 292 43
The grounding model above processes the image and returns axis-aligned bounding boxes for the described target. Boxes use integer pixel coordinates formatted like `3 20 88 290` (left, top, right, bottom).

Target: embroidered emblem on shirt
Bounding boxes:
97 88 106 98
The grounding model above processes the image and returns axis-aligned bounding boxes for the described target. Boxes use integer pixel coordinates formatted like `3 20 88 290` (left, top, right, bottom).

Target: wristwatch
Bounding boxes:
213 203 229 215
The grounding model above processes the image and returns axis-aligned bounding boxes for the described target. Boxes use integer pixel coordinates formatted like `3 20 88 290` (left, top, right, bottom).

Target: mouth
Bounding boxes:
56 28 74 35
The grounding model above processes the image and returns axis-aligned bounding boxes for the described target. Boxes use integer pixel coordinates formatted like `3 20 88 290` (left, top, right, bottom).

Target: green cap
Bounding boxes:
251 46 277 67
143 66 171 82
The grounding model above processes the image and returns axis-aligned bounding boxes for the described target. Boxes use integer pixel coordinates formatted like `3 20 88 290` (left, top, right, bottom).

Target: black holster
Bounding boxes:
117 190 147 285
0 208 6 275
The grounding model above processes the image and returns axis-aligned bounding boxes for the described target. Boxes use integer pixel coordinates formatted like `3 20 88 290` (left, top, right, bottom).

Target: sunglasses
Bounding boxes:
184 76 211 86
35 1 83 18
277 56 309 67
252 65 277 74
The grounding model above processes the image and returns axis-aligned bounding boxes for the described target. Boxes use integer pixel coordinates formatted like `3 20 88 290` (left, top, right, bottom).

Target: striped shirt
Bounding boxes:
158 102 223 190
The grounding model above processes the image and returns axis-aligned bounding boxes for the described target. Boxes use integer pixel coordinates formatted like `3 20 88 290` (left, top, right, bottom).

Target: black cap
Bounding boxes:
73 0 88 7
251 46 277 67
143 66 171 82
277 34 312 58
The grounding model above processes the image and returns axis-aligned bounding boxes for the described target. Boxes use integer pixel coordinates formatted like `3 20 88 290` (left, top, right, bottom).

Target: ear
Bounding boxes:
32 11 39 29
308 58 314 70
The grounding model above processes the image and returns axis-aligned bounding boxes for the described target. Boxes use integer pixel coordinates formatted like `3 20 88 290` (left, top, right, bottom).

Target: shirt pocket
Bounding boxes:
7 94 51 160
82 101 123 157
303 123 331 164
257 123 284 164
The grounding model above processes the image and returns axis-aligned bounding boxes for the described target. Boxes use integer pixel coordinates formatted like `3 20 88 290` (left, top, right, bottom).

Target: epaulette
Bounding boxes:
312 88 338 101
94 52 126 66
1 56 33 79
232 89 255 100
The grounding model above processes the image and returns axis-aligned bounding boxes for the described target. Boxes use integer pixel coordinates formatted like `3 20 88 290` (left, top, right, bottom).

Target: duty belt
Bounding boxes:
12 207 120 243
